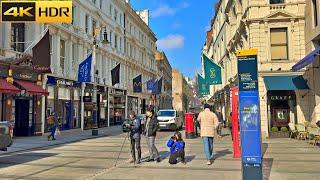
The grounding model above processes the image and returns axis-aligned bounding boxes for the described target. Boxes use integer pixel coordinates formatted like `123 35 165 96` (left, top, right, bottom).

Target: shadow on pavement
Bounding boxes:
213 149 232 160
262 143 268 156
185 155 196 163
0 152 57 169
263 158 273 180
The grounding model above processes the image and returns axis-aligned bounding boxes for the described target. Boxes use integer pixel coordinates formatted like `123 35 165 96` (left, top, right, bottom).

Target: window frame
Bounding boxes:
11 23 25 52
312 0 318 27
270 27 289 61
270 0 285 4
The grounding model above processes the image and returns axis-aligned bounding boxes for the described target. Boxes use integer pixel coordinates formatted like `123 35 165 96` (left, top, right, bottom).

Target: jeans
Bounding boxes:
202 137 214 160
146 136 159 160
169 149 185 164
130 137 141 161
48 125 56 140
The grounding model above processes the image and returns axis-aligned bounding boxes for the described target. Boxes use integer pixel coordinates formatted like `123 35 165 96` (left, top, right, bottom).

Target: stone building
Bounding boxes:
0 0 158 135
205 0 308 137
155 51 173 109
172 69 193 116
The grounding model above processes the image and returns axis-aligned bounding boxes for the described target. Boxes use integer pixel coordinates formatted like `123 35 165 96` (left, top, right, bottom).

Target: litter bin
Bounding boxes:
185 112 196 139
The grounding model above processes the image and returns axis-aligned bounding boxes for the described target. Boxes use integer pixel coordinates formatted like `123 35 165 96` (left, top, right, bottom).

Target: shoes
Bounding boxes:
146 158 154 162
52 138 56 141
47 136 51 141
156 158 161 163
136 160 141 164
207 160 212 165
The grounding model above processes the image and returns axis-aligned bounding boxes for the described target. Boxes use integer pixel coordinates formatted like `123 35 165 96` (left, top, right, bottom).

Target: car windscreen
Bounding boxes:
157 111 175 117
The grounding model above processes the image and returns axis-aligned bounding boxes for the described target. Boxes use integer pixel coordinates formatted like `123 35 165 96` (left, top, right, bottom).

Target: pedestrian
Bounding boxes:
47 112 58 141
216 109 223 137
197 104 219 165
144 107 160 162
167 131 186 165
128 111 142 164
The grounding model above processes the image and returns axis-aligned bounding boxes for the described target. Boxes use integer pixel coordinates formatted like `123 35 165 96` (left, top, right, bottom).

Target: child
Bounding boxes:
167 132 186 164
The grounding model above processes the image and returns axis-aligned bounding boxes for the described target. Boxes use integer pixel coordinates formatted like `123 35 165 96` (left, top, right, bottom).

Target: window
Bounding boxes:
11 23 25 52
60 40 66 72
72 44 77 72
114 9 118 21
92 0 96 5
109 4 112 16
92 20 96 36
109 31 112 44
85 15 89 33
312 0 318 27
270 28 288 60
119 37 122 51
99 0 102 9
270 0 285 4
115 34 118 49
119 13 122 25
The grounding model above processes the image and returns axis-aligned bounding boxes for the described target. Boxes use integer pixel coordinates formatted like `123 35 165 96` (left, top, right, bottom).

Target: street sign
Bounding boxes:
237 49 262 180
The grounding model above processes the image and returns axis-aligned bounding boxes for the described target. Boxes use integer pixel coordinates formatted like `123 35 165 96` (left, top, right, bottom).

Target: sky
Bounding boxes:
131 0 216 79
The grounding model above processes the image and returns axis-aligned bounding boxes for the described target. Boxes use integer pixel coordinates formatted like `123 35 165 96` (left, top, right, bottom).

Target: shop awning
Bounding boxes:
15 80 49 96
292 46 320 71
0 79 20 94
263 75 309 90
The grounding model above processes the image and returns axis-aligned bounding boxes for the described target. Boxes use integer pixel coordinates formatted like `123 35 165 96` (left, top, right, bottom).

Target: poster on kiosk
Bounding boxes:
237 49 262 180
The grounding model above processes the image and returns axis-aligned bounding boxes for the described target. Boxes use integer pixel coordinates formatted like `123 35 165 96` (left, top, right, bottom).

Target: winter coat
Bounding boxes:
144 115 159 137
167 139 185 154
197 108 219 137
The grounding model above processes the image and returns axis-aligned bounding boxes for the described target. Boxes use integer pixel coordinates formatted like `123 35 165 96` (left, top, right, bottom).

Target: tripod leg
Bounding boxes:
114 133 128 167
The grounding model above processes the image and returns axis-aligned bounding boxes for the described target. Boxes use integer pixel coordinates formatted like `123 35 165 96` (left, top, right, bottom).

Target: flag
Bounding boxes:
156 77 163 94
133 74 142 93
111 63 120 86
197 73 210 96
147 79 156 91
32 30 51 73
203 53 222 85
78 54 92 82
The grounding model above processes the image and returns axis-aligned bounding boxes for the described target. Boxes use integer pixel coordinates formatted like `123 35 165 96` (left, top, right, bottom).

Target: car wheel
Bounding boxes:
169 124 177 131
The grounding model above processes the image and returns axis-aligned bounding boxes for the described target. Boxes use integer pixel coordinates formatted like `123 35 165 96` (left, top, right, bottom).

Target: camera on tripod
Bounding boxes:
122 119 134 132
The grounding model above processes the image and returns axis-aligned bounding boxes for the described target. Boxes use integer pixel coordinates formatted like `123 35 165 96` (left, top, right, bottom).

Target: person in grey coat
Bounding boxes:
144 107 160 162
128 111 142 164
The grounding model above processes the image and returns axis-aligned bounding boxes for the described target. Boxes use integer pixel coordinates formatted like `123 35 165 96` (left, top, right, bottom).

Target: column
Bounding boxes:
41 74 47 134
66 40 73 78
52 34 61 74
3 23 11 49
80 82 85 130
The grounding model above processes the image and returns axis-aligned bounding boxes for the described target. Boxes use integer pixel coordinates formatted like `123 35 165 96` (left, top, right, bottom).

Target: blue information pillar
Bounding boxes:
237 49 262 180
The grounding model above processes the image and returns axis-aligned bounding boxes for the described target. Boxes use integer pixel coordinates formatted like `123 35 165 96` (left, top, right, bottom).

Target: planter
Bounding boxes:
269 131 290 138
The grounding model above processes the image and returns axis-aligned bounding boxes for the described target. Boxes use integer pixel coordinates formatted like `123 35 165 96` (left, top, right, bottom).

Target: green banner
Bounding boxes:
197 74 210 96
203 53 222 84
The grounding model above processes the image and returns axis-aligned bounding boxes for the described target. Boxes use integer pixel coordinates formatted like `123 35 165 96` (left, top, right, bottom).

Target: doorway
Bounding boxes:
15 99 30 136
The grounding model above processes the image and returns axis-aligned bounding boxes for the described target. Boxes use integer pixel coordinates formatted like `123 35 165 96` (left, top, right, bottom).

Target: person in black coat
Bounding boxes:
144 107 160 162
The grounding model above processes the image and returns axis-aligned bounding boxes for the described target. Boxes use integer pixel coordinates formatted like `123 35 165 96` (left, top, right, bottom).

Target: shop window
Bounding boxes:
85 15 89 33
312 0 318 27
60 39 66 73
270 28 288 60
270 0 285 4
11 23 25 52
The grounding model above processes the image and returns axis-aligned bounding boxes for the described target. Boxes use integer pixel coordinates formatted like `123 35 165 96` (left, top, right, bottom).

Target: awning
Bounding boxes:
263 75 309 90
15 80 49 96
292 46 320 71
0 79 20 94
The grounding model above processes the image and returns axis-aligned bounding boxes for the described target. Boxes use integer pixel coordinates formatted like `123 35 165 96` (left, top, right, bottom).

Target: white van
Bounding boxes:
157 110 183 131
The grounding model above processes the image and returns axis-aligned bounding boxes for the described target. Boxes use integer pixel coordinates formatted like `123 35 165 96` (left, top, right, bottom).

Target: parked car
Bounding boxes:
157 109 183 131
0 122 13 151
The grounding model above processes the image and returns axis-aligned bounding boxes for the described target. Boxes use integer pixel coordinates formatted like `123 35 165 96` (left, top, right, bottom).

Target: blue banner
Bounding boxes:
237 49 262 165
147 79 156 91
78 54 92 82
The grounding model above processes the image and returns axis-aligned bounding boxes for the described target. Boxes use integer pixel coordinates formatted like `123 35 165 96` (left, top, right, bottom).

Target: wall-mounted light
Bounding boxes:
37 100 41 106
7 99 12 106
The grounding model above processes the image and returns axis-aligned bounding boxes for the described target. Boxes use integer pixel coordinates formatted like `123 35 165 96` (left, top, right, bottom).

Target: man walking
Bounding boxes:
128 111 142 164
197 104 219 165
144 107 160 162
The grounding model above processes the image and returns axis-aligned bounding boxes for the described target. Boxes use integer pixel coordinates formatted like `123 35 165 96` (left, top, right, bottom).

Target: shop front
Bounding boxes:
127 96 139 117
46 76 81 131
109 88 126 126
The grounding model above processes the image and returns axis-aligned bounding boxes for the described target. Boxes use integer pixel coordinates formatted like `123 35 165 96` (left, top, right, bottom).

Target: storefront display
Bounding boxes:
109 88 126 126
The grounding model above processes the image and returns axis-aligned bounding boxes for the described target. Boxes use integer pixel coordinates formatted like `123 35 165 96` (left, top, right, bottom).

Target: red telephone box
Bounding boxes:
231 87 241 158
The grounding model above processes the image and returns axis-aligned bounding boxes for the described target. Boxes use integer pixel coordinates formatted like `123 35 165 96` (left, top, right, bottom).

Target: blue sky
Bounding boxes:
131 0 216 78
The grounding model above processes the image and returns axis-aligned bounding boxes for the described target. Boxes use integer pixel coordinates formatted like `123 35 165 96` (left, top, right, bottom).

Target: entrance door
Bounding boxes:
15 99 30 136
64 101 72 130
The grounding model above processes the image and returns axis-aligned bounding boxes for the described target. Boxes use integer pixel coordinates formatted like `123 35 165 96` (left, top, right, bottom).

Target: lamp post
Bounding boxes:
92 28 100 136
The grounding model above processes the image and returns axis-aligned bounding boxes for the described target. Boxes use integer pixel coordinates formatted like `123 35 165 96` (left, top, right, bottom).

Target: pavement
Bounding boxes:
0 127 319 180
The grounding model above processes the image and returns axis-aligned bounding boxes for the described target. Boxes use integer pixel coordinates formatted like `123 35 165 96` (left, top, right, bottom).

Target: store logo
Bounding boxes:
1 1 72 23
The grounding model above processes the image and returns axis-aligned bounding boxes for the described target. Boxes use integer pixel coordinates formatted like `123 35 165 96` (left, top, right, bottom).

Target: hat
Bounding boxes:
204 104 211 109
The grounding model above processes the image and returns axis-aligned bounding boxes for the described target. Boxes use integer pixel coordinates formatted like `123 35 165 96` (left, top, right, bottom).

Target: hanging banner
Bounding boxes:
203 53 222 85
197 73 210 96
237 49 262 180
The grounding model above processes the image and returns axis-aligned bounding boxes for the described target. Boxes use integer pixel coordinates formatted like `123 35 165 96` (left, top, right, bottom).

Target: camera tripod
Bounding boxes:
114 132 136 167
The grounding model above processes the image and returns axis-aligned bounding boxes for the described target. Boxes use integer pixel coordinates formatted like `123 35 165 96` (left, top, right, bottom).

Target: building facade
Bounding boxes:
0 0 158 135
155 51 173 109
205 0 308 137
172 69 193 117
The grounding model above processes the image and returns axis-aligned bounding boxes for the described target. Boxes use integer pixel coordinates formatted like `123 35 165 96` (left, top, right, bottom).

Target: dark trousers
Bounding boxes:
217 122 222 136
48 125 56 140
169 149 185 164
130 137 141 161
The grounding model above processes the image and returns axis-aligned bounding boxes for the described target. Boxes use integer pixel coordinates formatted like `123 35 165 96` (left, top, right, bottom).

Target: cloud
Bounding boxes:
157 34 185 50
150 2 190 18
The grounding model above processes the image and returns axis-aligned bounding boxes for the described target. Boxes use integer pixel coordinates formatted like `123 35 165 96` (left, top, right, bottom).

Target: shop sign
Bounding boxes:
83 96 92 102
12 66 37 81
238 54 258 91
269 95 293 101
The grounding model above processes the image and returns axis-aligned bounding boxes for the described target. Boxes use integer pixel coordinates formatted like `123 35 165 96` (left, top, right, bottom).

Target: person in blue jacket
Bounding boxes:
167 131 186 164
